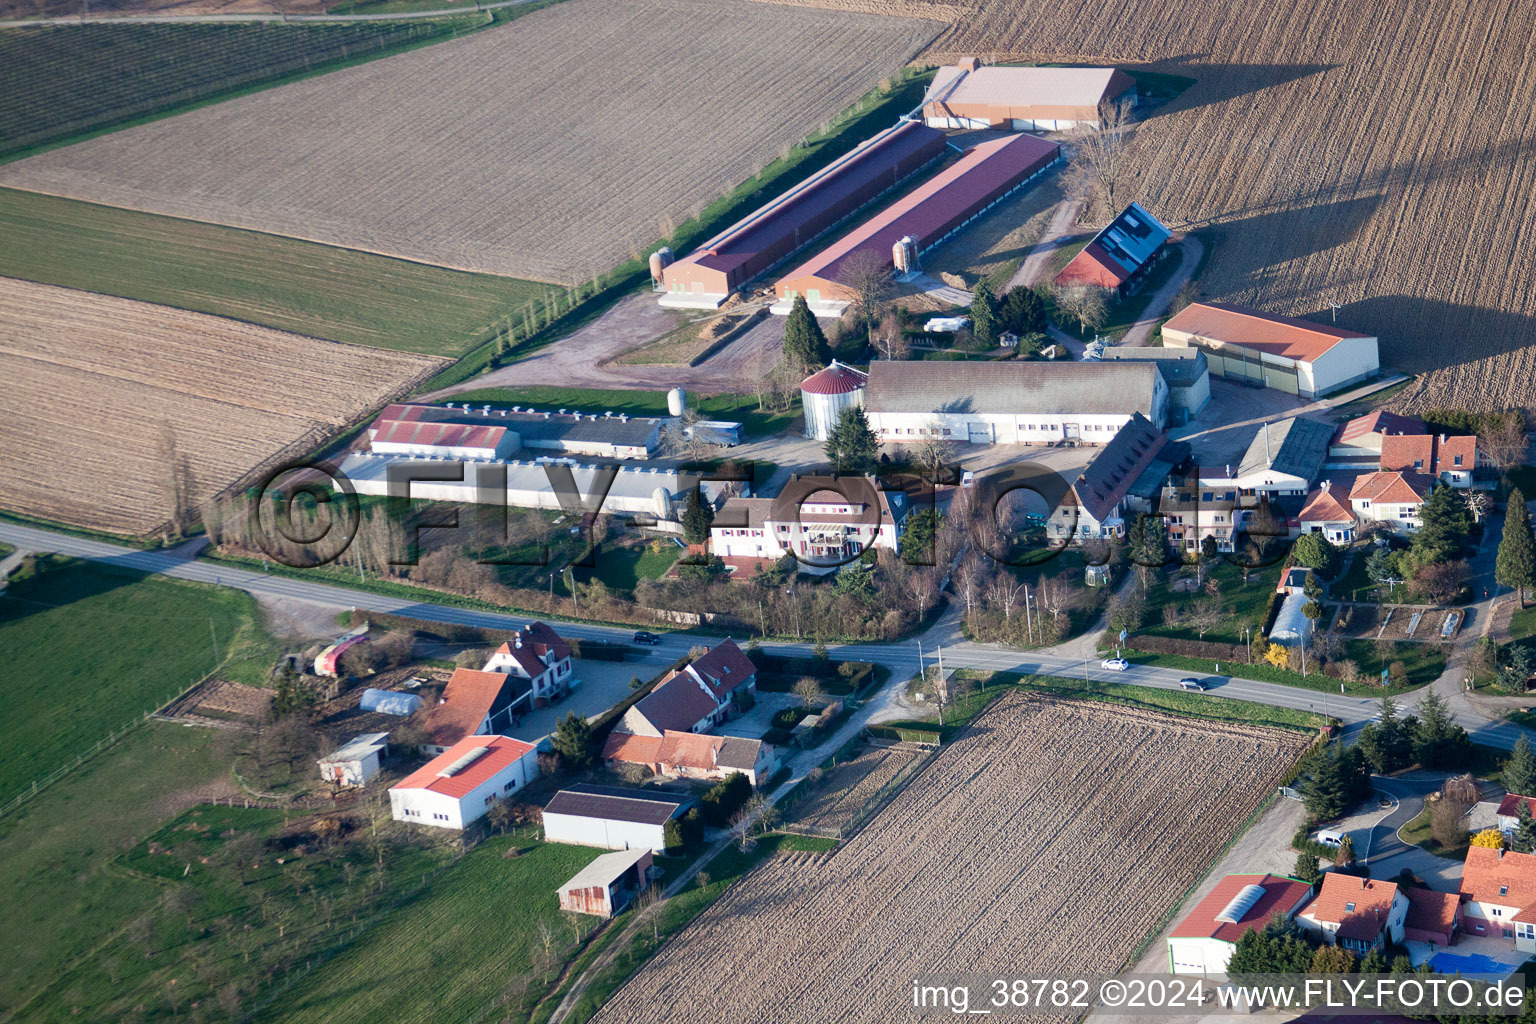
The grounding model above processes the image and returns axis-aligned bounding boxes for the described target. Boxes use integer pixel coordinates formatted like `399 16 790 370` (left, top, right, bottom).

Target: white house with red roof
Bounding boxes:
710 474 909 566
1162 302 1379 399
1298 480 1356 543
1349 470 1434 534
1298 873 1408 953
616 639 758 737
1458 846 1536 949
1380 433 1479 489
800 362 868 441
389 735 540 830
602 730 776 786
1167 873 1314 974
1495 794 1536 835
482 622 574 705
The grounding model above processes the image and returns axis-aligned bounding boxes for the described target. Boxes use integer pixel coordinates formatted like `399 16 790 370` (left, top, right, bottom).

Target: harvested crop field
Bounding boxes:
0 277 444 534
788 743 923 831
595 693 1307 1024
0 0 940 284
743 0 1536 412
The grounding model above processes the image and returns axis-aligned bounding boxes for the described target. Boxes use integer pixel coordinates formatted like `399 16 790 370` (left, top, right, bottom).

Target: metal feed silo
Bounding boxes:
798 361 869 440
666 388 687 417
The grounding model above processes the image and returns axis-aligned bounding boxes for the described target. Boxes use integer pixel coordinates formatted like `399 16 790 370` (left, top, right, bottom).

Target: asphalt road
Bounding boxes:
2 519 1530 750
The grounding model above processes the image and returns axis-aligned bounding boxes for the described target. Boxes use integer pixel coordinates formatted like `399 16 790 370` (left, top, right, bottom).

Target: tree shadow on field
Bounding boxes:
0 556 144 629
1305 295 1536 374
1128 55 1340 121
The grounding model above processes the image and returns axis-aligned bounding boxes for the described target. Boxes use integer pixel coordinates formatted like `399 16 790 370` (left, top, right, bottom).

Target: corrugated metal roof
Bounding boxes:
1236 417 1334 480
543 783 686 825
557 847 650 892
864 359 1160 417
1163 302 1372 364
924 65 1132 114
372 403 661 450
800 360 869 395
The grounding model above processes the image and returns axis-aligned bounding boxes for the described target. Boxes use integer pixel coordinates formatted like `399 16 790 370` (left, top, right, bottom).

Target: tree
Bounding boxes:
700 772 752 827
781 295 832 374
1498 488 1536 607
1357 696 1417 773
1409 559 1467 605
1293 850 1321 886
1310 944 1356 974
681 487 715 545
970 282 998 348
824 406 880 475
1292 532 1340 577
1060 96 1136 222
792 677 824 706
1413 690 1472 769
552 711 593 768
1498 643 1536 691
913 432 959 486
1054 284 1109 333
1480 412 1529 474
1473 827 1505 849
1512 801 1536 854
1359 947 1388 974
1430 787 1473 849
1506 735 1536 796
837 249 892 340
873 308 909 360
1227 918 1316 975
1334 834 1355 867
899 509 942 565
1364 546 1400 594
1295 745 1371 820
1407 484 1471 569
998 285 1046 336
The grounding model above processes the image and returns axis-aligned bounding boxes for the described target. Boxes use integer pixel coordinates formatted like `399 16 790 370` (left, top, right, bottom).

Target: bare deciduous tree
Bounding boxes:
1053 285 1110 333
1061 97 1137 223
838 248 893 336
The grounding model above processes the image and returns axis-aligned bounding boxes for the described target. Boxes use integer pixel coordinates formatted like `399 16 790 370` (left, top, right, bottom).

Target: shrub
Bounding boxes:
700 772 752 827
1472 828 1505 849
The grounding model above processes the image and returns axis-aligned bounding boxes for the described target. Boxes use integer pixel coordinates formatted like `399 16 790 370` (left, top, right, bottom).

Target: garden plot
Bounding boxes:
787 743 923 832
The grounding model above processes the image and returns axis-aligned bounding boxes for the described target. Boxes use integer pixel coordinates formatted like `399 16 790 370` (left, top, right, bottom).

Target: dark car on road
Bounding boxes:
1178 677 1210 691
632 631 661 646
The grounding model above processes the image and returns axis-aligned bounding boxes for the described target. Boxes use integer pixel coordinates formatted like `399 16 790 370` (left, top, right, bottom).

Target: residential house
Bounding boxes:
1158 474 1243 554
542 783 689 853
1380 434 1479 489
389 735 540 830
1403 887 1463 947
316 732 389 788
482 622 575 705
1458 846 1536 949
617 639 758 737
1327 411 1428 464
1298 481 1357 544
711 476 909 566
1297 873 1408 952
1495 794 1536 835
1348 470 1433 534
555 848 654 918
1048 413 1177 542
418 667 531 756
602 730 776 786
1167 874 1314 974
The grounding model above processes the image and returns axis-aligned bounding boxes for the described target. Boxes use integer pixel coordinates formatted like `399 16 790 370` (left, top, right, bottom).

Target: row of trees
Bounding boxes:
1354 693 1472 775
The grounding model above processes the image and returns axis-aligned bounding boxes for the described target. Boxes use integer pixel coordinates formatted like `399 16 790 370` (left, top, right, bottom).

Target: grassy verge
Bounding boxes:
874 671 1330 743
0 505 166 548
1112 648 1424 696
1400 807 1471 861
0 556 277 803
0 187 546 358
562 833 839 1024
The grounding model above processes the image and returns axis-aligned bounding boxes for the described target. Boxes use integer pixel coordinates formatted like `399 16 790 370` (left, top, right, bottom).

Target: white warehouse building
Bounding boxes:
799 361 868 441
863 360 1168 444
1161 302 1379 400
542 783 689 853
389 735 540 831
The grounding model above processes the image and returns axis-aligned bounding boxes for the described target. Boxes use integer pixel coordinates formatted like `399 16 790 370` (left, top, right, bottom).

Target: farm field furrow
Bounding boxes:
0 277 444 534
788 745 919 830
739 0 1536 412
0 0 942 285
595 694 1307 1024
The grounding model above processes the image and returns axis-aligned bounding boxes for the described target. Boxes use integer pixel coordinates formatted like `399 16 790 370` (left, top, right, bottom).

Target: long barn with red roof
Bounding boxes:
389 735 540 830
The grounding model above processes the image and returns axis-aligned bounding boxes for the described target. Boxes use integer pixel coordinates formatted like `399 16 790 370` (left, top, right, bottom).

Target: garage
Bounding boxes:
968 422 993 443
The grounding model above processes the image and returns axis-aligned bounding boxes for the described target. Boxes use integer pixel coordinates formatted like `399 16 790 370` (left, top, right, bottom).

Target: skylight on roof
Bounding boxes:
1214 884 1267 925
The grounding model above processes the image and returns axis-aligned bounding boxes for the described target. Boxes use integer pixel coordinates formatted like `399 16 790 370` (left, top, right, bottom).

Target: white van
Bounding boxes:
1315 829 1345 848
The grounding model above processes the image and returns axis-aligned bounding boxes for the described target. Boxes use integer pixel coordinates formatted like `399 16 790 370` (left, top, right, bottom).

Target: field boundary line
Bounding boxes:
0 0 538 26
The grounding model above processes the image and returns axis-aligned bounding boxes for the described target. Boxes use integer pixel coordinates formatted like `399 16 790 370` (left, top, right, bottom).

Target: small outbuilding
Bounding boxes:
542 783 689 853
317 732 389 788
1167 873 1314 974
800 361 869 441
358 688 424 717
556 848 655 918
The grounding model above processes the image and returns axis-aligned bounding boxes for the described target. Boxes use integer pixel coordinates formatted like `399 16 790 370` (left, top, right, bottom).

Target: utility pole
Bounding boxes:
1023 585 1034 644
936 644 945 725
209 618 219 669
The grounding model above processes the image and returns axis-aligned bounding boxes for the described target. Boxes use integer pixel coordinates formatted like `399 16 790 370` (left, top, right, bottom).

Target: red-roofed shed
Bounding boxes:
1167 873 1313 974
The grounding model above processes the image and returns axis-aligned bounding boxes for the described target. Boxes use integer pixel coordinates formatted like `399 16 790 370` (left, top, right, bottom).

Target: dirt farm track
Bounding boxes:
0 278 444 534
594 694 1307 1024
0 0 939 286
754 0 1536 413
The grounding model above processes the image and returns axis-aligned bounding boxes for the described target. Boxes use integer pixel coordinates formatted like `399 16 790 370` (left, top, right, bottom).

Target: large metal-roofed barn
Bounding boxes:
775 132 1061 316
658 121 946 309
923 59 1136 131
369 402 663 461
1160 301 1380 398
863 359 1167 444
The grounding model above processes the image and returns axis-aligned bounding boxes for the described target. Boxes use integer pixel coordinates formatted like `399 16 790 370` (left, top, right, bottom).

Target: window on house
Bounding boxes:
1501 885 1510 896
1494 908 1504 917
1414 460 1423 470
1345 902 1356 913
1455 455 1464 466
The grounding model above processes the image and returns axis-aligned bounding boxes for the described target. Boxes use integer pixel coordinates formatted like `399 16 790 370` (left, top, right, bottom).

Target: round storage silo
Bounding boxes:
649 247 674 286
666 388 687 417
798 361 870 441
652 486 671 520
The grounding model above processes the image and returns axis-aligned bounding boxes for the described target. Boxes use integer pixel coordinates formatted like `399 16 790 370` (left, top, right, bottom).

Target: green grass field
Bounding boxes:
583 543 679 592
0 187 545 357
0 557 275 802
0 20 491 161
1139 562 1284 645
1115 645 1440 695
445 386 799 438
258 835 602 1024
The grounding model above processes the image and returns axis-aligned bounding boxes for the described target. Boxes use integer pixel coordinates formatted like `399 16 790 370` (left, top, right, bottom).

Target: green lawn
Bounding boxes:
0 558 276 803
582 543 678 592
1333 547 1405 602
1114 646 1437 696
1138 561 1284 645
444 386 801 439
258 835 603 1024
0 19 495 162
1509 603 1536 643
0 187 544 357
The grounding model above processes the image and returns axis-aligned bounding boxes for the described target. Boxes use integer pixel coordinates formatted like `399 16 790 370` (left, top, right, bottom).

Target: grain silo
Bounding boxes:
799 361 869 440
648 247 674 287
892 235 919 273
666 388 687 417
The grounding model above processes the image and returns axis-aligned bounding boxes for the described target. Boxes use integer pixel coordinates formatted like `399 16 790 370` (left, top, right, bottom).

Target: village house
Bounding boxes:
542 783 689 853
1297 481 1357 544
1380 433 1479 488
1198 417 1333 498
1348 470 1434 534
389 735 540 830
1496 794 1536 835
1048 413 1179 542
1297 873 1408 953
482 621 575 705
1458 846 1536 948
1327 411 1428 465
1166 874 1314 975
710 475 909 567
616 639 758 737
418 667 530 756
555 848 655 918
1403 887 1464 947
602 730 776 786
1157 473 1243 554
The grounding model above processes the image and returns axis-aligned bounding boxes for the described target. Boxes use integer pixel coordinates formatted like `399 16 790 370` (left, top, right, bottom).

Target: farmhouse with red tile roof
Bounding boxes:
602 730 776 786
1297 873 1407 952
419 668 531 755
1402 887 1463 947
617 639 758 737
1459 846 1536 950
482 621 575 706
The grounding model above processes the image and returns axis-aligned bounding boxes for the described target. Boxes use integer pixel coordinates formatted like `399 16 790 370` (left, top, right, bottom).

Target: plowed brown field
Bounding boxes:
0 278 444 534
0 0 940 285
595 693 1307 1024
747 0 1536 412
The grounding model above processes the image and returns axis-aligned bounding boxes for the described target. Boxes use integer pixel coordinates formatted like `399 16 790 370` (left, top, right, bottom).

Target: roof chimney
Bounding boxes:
958 56 981 72
1440 433 1447 444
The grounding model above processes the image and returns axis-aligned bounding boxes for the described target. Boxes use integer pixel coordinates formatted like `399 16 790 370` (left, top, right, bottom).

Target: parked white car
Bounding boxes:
925 315 971 333
1100 658 1129 671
